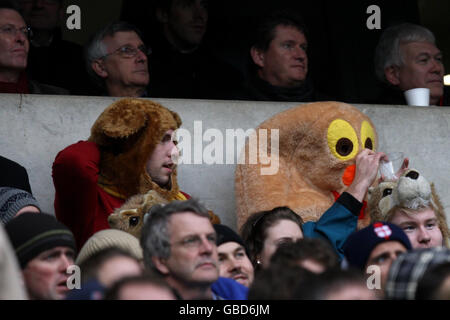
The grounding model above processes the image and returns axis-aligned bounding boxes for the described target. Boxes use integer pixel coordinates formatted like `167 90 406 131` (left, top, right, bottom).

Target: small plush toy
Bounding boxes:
108 190 169 238
108 190 221 238
368 168 449 246
235 101 377 229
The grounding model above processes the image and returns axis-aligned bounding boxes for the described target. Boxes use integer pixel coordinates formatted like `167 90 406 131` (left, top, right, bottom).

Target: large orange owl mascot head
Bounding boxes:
235 101 378 229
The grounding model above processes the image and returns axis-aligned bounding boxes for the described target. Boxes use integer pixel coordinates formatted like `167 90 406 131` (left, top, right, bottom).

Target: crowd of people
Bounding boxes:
0 0 449 301
0 0 448 105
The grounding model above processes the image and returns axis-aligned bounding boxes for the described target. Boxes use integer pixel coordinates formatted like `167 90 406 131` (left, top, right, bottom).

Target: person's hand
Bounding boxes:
346 149 386 202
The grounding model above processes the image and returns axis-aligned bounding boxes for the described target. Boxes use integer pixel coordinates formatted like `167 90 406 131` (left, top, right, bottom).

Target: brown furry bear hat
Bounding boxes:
235 101 377 229
89 98 182 200
368 168 449 247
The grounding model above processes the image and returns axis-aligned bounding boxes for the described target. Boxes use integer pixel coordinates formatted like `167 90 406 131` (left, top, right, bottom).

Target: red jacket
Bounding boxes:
53 141 190 249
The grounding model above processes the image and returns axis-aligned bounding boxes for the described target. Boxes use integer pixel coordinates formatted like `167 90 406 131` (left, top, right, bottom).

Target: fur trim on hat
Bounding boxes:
368 169 449 247
88 98 182 199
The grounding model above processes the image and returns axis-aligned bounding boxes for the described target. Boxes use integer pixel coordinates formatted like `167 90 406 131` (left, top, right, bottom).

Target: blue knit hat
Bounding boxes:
0 187 40 225
343 222 412 270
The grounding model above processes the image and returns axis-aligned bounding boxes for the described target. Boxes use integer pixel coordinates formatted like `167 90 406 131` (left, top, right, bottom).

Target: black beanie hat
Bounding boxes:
5 212 76 269
214 224 246 248
343 221 412 270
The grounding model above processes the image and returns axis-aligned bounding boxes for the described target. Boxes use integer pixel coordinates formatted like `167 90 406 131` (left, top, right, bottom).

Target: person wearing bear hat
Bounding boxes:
0 187 41 224
214 224 254 288
5 212 77 300
343 221 412 296
369 168 449 249
52 98 219 249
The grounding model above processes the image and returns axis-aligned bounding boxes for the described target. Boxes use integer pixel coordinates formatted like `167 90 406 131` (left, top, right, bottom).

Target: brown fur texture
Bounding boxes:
108 190 221 238
368 169 449 247
88 98 182 199
108 190 169 238
235 101 378 229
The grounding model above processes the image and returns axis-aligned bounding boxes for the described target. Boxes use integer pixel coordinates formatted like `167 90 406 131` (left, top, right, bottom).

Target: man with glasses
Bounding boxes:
141 199 248 300
85 21 150 97
0 0 67 94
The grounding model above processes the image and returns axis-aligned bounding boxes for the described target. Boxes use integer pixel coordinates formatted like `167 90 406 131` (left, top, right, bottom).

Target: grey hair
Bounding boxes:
140 198 210 273
84 21 144 88
374 23 436 84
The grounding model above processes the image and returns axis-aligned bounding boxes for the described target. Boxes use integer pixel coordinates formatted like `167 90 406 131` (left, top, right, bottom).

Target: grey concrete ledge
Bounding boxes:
1 93 450 230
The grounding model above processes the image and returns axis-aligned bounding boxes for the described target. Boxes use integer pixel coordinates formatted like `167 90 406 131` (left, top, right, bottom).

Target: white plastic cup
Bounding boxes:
379 152 404 180
404 88 430 107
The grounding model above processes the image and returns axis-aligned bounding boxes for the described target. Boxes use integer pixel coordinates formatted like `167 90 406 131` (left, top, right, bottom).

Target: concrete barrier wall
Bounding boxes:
1 94 450 229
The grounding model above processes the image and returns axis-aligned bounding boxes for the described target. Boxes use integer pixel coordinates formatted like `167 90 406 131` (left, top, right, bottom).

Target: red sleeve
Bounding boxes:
52 141 101 247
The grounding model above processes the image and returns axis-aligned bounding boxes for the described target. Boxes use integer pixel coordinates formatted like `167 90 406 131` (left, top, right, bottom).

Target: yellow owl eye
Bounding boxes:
327 119 359 161
361 121 376 151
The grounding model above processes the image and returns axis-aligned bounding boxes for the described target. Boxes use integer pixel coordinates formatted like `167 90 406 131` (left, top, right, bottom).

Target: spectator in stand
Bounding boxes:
141 198 248 300
104 273 177 300
241 149 388 270
343 222 412 297
235 10 328 102
270 238 339 274
77 247 143 289
85 21 151 97
293 268 378 300
52 98 199 248
374 23 449 106
0 187 41 224
415 262 450 300
0 155 32 193
5 212 77 300
248 263 314 300
214 224 254 287
385 247 450 300
16 0 87 94
0 0 67 94
149 0 239 99
0 223 27 299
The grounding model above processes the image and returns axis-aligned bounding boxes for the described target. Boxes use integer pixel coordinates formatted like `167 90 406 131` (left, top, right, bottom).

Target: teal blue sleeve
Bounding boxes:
302 201 358 260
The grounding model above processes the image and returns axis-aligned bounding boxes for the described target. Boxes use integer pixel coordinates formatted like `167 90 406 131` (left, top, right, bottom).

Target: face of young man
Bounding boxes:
156 212 219 293
95 31 149 96
146 129 179 188
0 9 29 74
259 219 303 268
390 207 443 249
217 242 254 287
18 0 62 30
387 41 444 105
365 241 407 289
161 0 208 51
253 24 308 88
22 246 75 300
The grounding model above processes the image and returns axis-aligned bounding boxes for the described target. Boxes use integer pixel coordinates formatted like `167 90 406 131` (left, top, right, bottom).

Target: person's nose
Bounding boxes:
193 2 207 21
417 226 432 246
135 49 148 64
429 58 444 75
58 254 73 272
293 46 307 61
15 29 27 45
198 237 214 254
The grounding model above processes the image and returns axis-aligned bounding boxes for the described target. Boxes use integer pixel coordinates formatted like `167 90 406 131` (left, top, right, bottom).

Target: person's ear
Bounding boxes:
91 60 108 78
250 46 265 68
152 256 170 275
384 66 401 86
156 8 169 24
